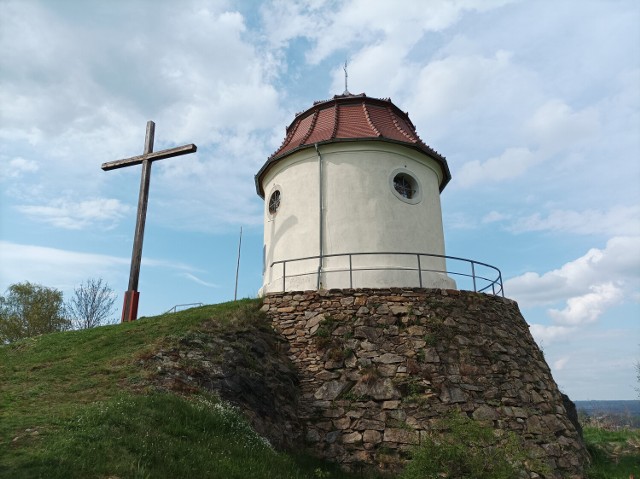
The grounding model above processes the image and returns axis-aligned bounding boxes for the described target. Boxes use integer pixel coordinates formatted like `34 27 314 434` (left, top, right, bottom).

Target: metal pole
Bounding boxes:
349 254 353 288
282 262 286 292
234 226 242 301
417 254 423 288
315 144 324 290
471 262 477 292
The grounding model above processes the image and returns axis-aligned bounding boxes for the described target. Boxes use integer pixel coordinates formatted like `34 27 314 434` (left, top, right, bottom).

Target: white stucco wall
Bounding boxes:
260 141 456 294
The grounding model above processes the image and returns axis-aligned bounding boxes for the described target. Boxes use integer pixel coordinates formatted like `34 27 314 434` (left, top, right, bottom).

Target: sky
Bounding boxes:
1 0 638 400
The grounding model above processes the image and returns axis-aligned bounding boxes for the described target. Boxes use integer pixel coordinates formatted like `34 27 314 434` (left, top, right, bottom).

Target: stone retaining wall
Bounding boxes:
262 288 588 478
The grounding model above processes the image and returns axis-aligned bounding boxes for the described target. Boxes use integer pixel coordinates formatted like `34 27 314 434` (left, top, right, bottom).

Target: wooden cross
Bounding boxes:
102 121 197 322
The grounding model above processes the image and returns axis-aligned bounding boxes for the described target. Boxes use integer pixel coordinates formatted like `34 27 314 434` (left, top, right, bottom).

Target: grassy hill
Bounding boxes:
1 299 637 478
0 299 365 479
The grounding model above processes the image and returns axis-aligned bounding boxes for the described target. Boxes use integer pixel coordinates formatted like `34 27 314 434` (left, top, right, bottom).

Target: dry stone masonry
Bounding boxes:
263 288 588 478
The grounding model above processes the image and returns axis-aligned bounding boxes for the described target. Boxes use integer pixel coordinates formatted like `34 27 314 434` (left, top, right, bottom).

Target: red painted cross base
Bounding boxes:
121 290 140 323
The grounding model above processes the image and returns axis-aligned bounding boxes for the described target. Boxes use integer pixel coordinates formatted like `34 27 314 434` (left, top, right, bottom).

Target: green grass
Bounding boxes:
584 426 640 479
0 299 368 478
1 298 636 478
3 393 358 478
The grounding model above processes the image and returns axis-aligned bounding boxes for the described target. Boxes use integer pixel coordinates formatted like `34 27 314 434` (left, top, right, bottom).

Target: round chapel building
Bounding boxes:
256 93 456 294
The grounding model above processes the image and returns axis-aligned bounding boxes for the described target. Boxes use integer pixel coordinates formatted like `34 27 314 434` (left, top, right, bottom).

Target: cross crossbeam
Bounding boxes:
103 121 197 322
101 144 196 171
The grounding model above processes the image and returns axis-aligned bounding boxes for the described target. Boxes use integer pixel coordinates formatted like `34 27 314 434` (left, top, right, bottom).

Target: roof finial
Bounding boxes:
343 59 351 95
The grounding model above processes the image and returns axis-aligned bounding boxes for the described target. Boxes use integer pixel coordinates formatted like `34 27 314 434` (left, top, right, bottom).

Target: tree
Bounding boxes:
0 282 69 343
66 278 117 329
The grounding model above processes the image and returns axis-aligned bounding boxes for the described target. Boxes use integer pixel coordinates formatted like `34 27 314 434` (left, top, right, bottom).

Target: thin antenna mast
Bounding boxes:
234 226 243 301
343 60 350 95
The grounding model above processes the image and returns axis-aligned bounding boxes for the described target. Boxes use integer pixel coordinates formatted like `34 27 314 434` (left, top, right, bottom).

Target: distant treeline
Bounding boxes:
576 400 640 428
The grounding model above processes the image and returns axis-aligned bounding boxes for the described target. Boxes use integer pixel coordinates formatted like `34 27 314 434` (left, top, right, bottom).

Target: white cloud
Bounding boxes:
0 241 196 294
482 211 508 224
511 205 640 236
510 237 639 344
0 241 128 293
506 236 640 307
529 324 575 344
548 282 624 326
16 198 131 230
261 0 513 65
181 273 219 289
456 147 538 188
0 1 284 230
553 356 570 371
0 157 39 180
525 99 599 153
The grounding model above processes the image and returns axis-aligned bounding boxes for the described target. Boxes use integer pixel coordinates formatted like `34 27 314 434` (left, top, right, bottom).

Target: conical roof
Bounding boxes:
255 93 451 197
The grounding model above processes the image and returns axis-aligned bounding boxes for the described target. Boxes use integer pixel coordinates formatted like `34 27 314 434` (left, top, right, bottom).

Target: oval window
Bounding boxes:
390 169 422 204
393 173 416 199
268 189 281 215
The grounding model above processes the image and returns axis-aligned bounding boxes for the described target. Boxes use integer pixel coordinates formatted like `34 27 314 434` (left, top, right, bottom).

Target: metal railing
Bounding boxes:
270 252 503 296
164 302 204 314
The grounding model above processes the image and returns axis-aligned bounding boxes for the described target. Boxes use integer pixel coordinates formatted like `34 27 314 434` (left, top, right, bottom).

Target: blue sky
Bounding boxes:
1 0 638 400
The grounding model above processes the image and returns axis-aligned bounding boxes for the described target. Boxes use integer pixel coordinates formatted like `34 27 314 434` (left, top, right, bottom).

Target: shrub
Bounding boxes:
399 413 531 479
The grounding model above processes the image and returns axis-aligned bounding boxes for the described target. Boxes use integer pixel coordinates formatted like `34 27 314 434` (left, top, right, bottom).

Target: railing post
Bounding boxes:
471 261 477 292
349 254 353 288
417 254 423 288
499 272 504 297
282 262 286 292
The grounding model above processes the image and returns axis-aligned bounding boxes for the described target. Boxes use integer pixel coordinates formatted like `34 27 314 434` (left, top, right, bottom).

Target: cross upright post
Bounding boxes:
102 121 197 322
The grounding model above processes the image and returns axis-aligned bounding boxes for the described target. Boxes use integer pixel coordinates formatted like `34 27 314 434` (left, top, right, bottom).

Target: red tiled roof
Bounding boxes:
255 93 451 197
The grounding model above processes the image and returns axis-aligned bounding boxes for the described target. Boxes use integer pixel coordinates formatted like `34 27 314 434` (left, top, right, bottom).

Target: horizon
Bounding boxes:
1 0 638 400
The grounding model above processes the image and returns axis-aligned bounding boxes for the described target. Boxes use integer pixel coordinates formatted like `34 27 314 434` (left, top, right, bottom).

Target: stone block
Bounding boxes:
306 314 324 330
383 428 418 444
363 429 382 444
277 306 296 313
345 355 357 368
377 364 398 377
526 415 544 434
472 404 499 421
333 417 351 430
354 326 381 342
355 419 385 431
314 380 352 400
354 296 367 306
340 297 355 306
352 378 401 400
390 305 408 315
386 409 406 422
306 429 320 443
326 430 341 444
359 341 378 351
512 407 527 418
342 431 362 444
375 353 404 364
439 386 466 403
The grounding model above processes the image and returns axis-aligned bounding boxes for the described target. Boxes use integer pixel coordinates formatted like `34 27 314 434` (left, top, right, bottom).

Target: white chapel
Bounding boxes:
255 92 456 294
